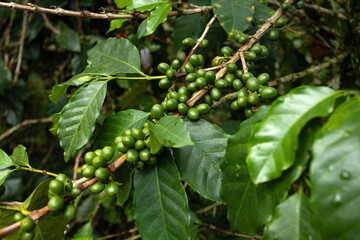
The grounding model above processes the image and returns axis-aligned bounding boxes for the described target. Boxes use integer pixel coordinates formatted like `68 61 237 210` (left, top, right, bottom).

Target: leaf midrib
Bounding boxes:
255 90 341 183
66 81 106 157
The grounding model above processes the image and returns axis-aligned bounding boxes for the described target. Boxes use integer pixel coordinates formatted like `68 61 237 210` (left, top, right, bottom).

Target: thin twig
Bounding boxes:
239 51 248 73
206 224 262 239
0 117 52 142
0 2 213 20
195 203 222 215
211 91 238 109
13 12 27 85
269 52 348 86
304 2 348 20
41 13 61 34
97 227 138 240
179 14 217 70
73 151 83 180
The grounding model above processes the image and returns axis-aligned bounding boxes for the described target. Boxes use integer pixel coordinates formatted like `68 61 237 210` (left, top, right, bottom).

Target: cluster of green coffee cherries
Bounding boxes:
152 37 277 119
13 213 36 240
82 146 121 196
114 124 159 169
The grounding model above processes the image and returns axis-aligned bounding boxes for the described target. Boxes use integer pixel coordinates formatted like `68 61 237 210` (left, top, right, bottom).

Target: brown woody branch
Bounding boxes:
0 154 127 238
0 117 52 142
269 52 348 86
0 2 212 20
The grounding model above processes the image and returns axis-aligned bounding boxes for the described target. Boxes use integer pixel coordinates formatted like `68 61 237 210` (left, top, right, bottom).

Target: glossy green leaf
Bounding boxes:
34 213 67 240
212 0 254 35
144 3 172 36
10 144 29 167
134 150 191 240
23 179 51 211
50 112 61 135
132 0 168 12
0 169 14 185
107 19 128 34
0 149 15 169
149 116 193 154
86 37 143 76
49 72 101 105
247 86 344 184
72 222 93 240
55 22 81 52
114 0 132 8
221 106 270 234
310 97 360 239
57 81 107 162
94 109 149 149
171 14 206 50
114 165 134 206
253 0 271 23
263 192 319 240
174 120 228 202
137 19 148 39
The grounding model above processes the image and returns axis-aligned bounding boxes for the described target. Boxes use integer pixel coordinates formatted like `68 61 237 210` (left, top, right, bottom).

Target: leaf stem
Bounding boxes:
113 75 165 80
17 166 57 177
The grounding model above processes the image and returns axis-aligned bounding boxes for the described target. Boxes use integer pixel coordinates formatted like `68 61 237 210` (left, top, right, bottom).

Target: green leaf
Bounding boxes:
50 112 61 135
212 0 254 35
114 0 132 8
149 116 193 154
10 144 29 167
144 3 172 36
0 149 15 169
137 19 147 39
57 81 107 162
263 192 319 240
55 22 81 52
113 165 134 206
253 0 271 23
86 37 143 76
310 97 360 239
221 106 270 234
174 120 228 202
72 222 93 240
34 213 68 240
132 0 168 12
49 72 101 105
247 86 344 184
94 109 149 149
0 169 14 185
171 14 207 50
23 179 51 211
107 19 129 34
134 150 191 240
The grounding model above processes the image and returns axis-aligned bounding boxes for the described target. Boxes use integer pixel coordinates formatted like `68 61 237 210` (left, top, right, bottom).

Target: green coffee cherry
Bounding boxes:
105 182 119 197
90 182 105 194
151 104 164 119
187 108 200 120
64 204 76 222
158 62 170 74
20 217 36 232
48 195 65 212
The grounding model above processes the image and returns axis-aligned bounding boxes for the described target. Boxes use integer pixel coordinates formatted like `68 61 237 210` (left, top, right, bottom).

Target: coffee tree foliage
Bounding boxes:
0 0 359 239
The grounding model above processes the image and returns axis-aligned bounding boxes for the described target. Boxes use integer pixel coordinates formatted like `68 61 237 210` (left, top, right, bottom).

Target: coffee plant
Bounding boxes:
0 0 359 239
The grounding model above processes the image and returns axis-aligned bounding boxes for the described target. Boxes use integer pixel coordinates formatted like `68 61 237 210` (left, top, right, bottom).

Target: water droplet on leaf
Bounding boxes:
236 164 241 170
332 193 342 206
235 173 240 178
340 170 351 180
327 164 334 172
